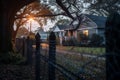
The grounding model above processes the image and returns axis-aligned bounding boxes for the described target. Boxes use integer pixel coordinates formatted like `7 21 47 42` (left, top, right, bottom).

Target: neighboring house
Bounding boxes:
37 27 48 42
53 25 74 45
53 14 107 45
85 14 106 38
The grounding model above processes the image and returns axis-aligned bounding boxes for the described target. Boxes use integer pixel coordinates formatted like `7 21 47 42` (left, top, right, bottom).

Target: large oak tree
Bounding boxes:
0 0 36 53
13 1 53 44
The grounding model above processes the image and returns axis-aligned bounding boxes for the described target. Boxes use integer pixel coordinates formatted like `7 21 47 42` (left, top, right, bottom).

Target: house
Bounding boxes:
53 14 107 45
52 24 75 45
84 14 106 38
75 15 106 45
37 27 48 43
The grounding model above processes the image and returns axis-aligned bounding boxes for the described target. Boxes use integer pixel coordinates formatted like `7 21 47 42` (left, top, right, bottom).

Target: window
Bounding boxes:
83 30 88 36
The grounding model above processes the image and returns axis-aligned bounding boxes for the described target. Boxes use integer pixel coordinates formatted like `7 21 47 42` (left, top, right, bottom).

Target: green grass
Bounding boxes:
41 46 106 80
57 46 105 55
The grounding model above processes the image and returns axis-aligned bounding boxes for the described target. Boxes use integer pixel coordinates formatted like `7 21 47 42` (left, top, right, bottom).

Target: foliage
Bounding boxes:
55 19 70 25
15 1 54 27
13 1 54 40
16 27 29 38
79 33 89 43
89 34 104 46
62 37 78 46
56 36 60 45
0 52 26 65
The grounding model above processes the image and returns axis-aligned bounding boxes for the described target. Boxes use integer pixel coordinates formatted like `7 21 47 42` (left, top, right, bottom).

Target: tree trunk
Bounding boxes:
12 30 18 52
0 0 36 53
0 0 18 53
0 8 15 53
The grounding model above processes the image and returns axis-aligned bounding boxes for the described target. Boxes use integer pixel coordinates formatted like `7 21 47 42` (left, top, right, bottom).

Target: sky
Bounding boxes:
24 20 57 32
13 19 57 33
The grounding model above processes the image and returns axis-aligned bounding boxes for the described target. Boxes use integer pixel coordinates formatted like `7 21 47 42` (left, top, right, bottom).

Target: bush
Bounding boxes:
89 34 104 47
62 37 78 46
0 52 26 65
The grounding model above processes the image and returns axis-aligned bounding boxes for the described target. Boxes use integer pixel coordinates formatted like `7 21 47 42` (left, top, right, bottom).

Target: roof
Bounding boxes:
53 14 107 31
58 25 75 30
53 25 75 32
85 14 107 29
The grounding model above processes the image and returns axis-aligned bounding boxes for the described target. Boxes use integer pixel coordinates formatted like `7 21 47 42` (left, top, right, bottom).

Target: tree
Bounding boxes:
13 1 53 41
55 19 70 25
55 0 120 29
89 0 120 16
16 27 29 38
10 1 56 52
0 0 37 53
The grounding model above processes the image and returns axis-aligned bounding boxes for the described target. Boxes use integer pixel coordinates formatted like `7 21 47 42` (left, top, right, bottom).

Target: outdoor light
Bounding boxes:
29 18 33 21
29 17 33 34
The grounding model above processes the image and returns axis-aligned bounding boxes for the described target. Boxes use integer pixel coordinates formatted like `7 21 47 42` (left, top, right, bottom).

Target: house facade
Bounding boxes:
53 14 106 46
52 25 67 45
85 15 106 39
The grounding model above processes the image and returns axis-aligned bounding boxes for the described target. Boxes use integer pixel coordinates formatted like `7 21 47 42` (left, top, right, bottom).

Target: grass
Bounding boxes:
57 46 105 55
56 51 106 80
41 44 106 80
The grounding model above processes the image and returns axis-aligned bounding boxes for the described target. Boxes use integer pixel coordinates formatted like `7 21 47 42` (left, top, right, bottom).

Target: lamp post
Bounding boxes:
29 18 33 35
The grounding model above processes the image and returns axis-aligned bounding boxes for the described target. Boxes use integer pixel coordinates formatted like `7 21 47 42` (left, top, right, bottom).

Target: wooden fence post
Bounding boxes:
35 33 41 80
22 37 25 56
48 31 56 80
106 12 120 80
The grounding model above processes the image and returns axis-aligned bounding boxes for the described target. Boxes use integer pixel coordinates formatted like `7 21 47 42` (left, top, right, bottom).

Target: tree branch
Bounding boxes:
15 13 67 19
56 0 74 20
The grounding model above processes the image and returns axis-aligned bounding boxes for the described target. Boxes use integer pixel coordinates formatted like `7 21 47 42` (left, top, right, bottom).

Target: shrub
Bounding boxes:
89 34 104 47
0 52 26 65
62 37 78 46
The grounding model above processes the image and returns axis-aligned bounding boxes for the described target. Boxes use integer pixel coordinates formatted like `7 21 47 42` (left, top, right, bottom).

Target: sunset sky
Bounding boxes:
14 19 57 32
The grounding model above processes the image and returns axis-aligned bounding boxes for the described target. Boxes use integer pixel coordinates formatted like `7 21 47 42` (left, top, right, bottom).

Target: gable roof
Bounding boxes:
58 25 75 30
57 25 67 30
53 25 75 32
85 14 107 29
53 14 107 32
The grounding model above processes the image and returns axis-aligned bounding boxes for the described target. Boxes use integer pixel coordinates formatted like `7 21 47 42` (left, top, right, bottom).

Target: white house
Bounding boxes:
53 14 107 45
37 27 48 42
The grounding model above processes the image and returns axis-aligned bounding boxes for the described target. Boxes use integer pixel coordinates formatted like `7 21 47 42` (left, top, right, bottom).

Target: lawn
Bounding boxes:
41 45 106 80
57 46 105 55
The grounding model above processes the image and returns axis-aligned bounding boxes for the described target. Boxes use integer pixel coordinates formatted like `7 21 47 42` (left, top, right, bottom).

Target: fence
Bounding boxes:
15 36 33 65
34 31 106 80
15 32 106 80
